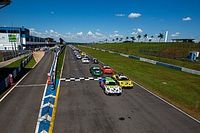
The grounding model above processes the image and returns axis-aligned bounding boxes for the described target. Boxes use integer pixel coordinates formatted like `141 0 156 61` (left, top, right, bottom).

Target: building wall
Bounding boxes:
0 33 21 50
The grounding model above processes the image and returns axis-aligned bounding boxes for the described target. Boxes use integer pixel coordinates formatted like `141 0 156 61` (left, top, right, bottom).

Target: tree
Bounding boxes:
112 39 115 42
130 36 136 42
120 38 123 42
149 35 154 42
116 37 119 42
137 35 141 42
126 37 129 41
143 34 148 42
158 33 164 42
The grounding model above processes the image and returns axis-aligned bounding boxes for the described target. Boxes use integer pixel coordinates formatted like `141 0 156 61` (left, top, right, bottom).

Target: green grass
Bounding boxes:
88 43 200 70
25 57 36 69
78 46 200 120
6 56 27 68
56 46 66 78
0 55 3 62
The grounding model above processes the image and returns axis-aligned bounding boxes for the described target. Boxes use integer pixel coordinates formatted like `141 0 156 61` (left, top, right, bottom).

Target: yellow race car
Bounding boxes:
112 73 134 88
81 52 86 56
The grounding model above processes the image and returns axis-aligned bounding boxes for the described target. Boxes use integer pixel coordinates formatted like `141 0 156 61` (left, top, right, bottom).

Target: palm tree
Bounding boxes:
149 35 154 42
143 34 148 42
158 33 164 42
137 35 141 42
116 37 119 42
130 36 136 42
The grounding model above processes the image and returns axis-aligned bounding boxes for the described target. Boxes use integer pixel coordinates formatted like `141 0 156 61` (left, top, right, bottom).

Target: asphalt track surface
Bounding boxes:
53 47 200 133
0 51 53 133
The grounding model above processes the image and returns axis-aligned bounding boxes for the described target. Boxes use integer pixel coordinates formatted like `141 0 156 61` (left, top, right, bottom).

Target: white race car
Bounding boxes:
81 57 90 63
76 54 82 59
99 77 122 96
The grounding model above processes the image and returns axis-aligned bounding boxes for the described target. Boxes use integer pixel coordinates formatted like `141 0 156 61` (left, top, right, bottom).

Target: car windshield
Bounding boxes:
106 81 116 85
119 77 129 81
93 68 100 71
104 66 110 69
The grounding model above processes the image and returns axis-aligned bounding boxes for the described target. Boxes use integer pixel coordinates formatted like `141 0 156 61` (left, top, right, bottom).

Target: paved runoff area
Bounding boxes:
0 51 53 133
53 46 200 133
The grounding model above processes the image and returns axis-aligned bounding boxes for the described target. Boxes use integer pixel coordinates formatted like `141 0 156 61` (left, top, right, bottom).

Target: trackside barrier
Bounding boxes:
80 45 200 76
156 62 182 71
36 46 65 133
0 54 33 94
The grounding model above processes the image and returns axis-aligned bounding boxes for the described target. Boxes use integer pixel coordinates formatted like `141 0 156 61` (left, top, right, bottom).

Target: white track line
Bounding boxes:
133 81 200 124
16 84 46 87
0 55 41 103
79 46 200 123
35 82 48 133
0 72 30 103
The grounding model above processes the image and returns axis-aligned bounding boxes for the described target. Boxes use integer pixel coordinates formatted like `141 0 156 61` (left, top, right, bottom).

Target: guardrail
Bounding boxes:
0 53 33 94
80 46 200 76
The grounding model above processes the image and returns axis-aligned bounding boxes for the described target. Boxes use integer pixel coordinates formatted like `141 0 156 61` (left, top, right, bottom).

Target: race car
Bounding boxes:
99 77 122 95
93 58 99 64
90 66 103 77
100 65 114 74
76 54 82 59
81 57 90 63
112 73 134 88
81 52 86 56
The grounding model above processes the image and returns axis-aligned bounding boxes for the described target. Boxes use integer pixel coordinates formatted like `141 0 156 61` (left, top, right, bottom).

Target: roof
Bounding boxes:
118 75 128 80
105 77 115 82
0 26 29 31
92 66 100 69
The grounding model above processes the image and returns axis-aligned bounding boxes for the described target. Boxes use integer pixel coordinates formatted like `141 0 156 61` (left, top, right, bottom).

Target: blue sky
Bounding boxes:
1 0 200 42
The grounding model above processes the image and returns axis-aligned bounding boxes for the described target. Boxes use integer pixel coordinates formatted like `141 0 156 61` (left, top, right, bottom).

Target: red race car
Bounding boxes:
100 65 114 74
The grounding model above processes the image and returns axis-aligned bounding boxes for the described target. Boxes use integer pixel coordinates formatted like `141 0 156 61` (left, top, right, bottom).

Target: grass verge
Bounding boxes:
78 46 200 120
25 57 36 69
6 56 27 68
56 46 66 78
89 43 200 71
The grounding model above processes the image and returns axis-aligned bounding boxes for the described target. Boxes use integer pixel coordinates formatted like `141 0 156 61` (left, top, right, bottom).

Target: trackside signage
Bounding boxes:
8 34 17 42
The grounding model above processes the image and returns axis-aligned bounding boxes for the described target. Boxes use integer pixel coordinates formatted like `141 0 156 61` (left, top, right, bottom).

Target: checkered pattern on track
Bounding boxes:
60 77 101 82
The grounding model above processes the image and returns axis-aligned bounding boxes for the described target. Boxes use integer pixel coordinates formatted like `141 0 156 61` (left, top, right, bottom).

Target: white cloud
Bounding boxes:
182 17 192 21
50 29 54 33
131 28 143 36
171 32 180 37
137 28 143 33
131 32 137 35
77 32 83 36
114 31 119 34
128 13 142 19
95 32 103 37
87 31 94 36
115 14 125 17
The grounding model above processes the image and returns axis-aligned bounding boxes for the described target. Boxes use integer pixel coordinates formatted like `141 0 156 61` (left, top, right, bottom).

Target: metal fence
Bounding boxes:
0 54 33 93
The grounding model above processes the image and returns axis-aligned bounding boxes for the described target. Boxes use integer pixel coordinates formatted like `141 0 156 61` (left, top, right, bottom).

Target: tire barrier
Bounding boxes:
80 45 200 76
0 54 33 94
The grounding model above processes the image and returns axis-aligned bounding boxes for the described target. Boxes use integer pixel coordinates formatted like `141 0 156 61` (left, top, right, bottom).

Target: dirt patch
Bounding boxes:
33 51 45 63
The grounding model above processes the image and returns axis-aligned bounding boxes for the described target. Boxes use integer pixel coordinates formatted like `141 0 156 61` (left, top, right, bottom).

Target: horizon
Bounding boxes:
1 0 200 42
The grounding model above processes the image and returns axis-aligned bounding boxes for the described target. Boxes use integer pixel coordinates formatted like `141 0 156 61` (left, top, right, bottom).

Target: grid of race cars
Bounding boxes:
70 45 134 96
